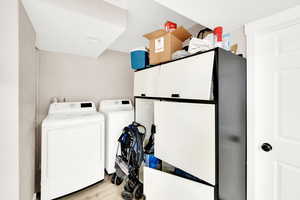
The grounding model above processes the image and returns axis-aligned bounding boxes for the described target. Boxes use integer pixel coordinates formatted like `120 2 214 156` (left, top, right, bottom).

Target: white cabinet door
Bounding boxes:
134 67 160 97
144 167 214 200
157 51 215 100
154 101 215 185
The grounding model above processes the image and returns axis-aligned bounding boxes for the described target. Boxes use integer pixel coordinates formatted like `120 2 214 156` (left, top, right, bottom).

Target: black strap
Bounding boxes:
197 28 212 39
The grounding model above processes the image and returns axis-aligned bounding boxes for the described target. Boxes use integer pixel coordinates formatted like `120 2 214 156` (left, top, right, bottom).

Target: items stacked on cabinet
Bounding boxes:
134 48 246 200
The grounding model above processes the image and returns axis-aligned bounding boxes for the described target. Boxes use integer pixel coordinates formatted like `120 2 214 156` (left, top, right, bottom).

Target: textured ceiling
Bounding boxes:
22 0 128 57
154 0 300 32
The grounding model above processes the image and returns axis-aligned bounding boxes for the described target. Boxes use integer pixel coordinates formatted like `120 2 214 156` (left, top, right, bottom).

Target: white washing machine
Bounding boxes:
41 102 105 200
99 99 134 174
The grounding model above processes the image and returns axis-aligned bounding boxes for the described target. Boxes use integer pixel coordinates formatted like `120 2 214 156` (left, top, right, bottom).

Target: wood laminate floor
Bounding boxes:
58 176 123 200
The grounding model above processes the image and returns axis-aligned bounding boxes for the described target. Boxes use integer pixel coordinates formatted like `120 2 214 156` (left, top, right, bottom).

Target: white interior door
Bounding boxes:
246 6 300 200
154 101 215 184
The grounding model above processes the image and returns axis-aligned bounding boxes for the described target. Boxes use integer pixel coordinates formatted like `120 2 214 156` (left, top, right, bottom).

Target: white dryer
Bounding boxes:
41 102 105 200
99 99 134 174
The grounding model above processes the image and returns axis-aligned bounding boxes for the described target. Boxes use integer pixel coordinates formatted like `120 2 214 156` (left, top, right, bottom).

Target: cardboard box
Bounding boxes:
144 26 191 65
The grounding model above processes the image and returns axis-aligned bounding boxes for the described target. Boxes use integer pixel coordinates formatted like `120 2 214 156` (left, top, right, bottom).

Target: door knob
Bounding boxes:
261 143 272 152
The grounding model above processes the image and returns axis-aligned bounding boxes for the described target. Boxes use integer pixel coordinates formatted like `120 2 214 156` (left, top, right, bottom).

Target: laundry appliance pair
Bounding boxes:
41 99 133 200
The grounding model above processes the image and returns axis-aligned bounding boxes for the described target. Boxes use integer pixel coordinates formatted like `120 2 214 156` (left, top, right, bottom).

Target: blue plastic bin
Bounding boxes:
130 48 149 70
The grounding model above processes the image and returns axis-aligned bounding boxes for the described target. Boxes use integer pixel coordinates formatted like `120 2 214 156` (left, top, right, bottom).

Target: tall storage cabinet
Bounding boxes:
134 48 246 200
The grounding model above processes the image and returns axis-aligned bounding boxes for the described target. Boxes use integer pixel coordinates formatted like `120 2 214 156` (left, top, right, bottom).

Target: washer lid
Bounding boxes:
99 99 133 112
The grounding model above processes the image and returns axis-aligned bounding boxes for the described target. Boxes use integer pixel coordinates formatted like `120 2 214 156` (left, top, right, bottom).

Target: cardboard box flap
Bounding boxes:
144 29 167 40
171 26 192 42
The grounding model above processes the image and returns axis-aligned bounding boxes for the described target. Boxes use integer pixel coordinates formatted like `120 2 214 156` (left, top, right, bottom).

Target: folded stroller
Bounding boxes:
111 122 146 200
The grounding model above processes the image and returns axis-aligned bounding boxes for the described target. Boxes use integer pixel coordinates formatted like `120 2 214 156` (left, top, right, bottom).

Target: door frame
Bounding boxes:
245 5 300 200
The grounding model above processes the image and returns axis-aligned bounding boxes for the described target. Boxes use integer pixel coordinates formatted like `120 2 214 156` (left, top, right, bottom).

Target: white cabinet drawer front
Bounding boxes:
154 101 215 185
134 67 160 97
157 51 214 99
144 167 214 200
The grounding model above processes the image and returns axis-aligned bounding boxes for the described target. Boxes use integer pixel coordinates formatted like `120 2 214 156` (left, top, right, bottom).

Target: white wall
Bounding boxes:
230 26 246 56
188 24 206 37
36 50 133 187
0 1 20 200
37 50 133 121
19 2 37 200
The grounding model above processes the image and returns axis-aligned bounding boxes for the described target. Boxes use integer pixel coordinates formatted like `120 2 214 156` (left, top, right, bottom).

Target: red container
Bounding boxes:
214 26 223 42
165 21 177 32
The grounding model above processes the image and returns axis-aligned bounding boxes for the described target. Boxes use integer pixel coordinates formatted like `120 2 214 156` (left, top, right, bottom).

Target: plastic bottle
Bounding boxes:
214 26 224 48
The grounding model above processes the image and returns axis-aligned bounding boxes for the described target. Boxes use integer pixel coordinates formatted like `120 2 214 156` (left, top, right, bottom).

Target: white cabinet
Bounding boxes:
134 49 247 200
154 101 215 185
144 167 214 200
157 51 215 100
134 67 160 97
